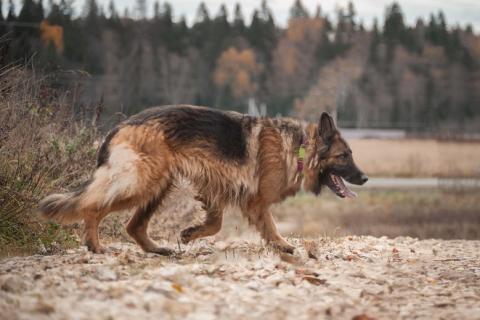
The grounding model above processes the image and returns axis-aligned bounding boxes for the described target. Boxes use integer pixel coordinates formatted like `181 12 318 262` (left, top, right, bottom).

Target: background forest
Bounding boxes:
1 3 480 300
1 0 480 130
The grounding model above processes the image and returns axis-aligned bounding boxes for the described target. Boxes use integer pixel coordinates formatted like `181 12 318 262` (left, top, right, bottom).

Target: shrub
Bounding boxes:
0 66 99 256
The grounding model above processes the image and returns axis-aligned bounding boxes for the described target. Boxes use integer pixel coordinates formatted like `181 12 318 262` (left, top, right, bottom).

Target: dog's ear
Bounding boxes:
318 112 336 142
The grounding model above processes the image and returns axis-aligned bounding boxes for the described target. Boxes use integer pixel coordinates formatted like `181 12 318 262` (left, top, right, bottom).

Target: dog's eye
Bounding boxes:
337 153 348 159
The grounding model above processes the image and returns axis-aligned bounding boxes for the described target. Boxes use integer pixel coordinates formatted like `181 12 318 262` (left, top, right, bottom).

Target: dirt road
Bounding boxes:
1 236 479 319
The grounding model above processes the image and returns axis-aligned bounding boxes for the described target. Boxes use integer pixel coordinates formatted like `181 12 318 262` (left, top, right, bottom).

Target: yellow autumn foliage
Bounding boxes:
40 20 64 53
214 47 261 99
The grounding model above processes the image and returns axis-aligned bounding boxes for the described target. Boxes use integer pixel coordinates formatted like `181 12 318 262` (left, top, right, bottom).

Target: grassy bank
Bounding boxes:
269 188 480 240
0 67 98 256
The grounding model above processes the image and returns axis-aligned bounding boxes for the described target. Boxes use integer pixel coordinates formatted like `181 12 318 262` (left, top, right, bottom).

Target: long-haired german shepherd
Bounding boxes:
38 105 368 254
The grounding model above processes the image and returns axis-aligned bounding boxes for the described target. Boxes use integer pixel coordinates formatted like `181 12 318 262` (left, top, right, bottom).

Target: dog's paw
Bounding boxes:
271 242 296 254
84 240 107 254
144 246 175 256
180 227 195 244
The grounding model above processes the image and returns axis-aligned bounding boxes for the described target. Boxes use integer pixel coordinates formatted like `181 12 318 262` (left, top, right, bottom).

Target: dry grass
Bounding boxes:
349 138 480 178
0 67 99 256
270 188 480 240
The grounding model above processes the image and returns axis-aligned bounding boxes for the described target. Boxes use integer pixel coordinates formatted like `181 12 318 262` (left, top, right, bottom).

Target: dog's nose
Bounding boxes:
360 174 369 185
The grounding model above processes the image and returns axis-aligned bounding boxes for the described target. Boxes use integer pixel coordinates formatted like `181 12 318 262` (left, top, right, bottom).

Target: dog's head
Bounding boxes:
304 112 368 198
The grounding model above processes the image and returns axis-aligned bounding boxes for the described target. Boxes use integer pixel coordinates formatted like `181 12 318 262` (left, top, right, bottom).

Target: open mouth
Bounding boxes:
327 173 357 199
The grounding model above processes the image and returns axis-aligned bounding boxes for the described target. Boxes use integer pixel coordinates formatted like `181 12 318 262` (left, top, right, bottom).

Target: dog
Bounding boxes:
38 105 368 254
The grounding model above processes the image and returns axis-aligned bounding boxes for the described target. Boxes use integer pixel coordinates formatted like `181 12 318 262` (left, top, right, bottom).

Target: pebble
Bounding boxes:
94 267 118 281
0 275 28 293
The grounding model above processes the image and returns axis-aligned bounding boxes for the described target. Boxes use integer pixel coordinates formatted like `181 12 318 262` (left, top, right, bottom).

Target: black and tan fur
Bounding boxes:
38 105 367 254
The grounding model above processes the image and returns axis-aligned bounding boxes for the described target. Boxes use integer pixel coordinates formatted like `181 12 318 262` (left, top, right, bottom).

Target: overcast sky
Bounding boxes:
9 0 480 30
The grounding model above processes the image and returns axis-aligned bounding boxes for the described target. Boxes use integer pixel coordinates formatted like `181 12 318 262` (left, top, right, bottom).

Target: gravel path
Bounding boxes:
1 236 479 320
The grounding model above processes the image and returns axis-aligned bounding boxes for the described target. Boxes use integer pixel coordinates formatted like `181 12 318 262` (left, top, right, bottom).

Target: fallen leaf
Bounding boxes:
34 299 55 314
308 252 318 260
171 283 184 293
302 240 318 260
302 276 327 286
279 252 302 265
295 268 319 277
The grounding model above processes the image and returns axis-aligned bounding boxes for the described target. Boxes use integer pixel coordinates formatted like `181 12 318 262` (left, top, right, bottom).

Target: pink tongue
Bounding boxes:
332 174 357 199
344 187 357 199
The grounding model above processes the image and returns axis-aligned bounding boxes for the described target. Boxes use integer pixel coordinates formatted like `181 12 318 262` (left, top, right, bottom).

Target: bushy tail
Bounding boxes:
38 190 84 224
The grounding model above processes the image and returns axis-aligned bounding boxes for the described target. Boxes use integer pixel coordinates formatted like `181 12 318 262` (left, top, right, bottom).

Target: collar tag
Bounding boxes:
297 134 307 174
298 146 305 159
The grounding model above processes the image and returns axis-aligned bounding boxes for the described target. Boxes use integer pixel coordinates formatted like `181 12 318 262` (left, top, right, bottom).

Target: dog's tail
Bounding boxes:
37 182 90 224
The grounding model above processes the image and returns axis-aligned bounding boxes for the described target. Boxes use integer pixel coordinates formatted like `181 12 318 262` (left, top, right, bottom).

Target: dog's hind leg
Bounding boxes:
126 182 174 256
81 141 172 253
180 199 224 244
82 197 138 253
83 209 109 254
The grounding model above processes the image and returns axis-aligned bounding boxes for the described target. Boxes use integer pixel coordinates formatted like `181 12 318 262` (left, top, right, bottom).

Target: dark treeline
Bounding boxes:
1 0 479 131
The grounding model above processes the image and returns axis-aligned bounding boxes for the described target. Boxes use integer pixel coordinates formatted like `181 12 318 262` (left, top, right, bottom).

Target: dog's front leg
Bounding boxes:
261 209 295 254
244 203 295 254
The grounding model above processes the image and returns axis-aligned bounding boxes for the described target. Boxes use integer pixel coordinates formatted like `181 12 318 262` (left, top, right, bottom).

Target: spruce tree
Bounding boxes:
210 4 230 55
333 8 351 53
214 4 229 30
160 2 176 50
108 0 118 20
19 0 42 23
426 13 438 44
153 1 160 19
383 2 406 62
38 0 44 20
0 0 3 22
437 11 448 46
162 2 173 27
347 1 356 29
195 2 210 23
383 3 405 43
0 0 5 38
369 18 381 65
465 24 473 34
289 0 309 20
233 3 245 35
84 0 99 31
6 0 15 21
249 0 276 61
83 0 103 73
191 2 211 48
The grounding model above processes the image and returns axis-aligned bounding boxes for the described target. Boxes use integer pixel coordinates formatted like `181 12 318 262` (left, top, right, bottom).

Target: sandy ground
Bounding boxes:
1 236 479 320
